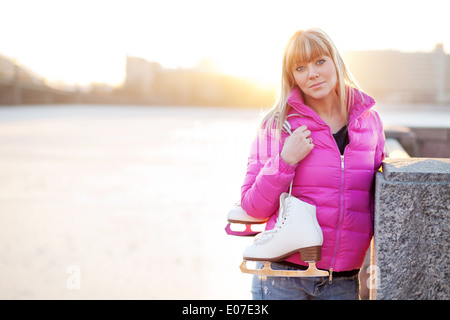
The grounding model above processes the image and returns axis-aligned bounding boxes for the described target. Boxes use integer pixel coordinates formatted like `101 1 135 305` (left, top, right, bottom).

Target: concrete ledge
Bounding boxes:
384 126 450 158
384 126 418 156
410 127 450 158
385 138 410 158
373 158 450 300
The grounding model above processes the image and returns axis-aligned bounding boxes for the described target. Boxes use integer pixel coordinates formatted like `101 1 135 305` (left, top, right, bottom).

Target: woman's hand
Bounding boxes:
280 125 314 165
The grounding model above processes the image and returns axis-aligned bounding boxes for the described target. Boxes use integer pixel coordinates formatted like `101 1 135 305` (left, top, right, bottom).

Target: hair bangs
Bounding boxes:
286 33 331 71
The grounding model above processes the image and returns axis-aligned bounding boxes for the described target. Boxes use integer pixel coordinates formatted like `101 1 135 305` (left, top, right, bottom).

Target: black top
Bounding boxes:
333 125 349 155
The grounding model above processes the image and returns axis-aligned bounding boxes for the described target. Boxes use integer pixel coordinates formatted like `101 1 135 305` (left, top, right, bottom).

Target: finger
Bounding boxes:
302 130 311 138
293 125 308 133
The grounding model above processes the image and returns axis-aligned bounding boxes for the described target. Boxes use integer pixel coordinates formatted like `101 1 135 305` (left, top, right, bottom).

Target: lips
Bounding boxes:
310 81 325 88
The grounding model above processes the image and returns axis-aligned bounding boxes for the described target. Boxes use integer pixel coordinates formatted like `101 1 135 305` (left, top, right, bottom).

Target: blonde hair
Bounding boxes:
261 28 362 135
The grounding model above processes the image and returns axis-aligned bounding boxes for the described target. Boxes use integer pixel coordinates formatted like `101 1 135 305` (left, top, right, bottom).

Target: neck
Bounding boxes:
304 91 341 119
304 91 348 132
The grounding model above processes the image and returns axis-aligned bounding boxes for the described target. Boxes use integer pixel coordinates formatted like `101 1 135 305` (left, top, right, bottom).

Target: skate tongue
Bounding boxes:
251 230 270 245
273 195 291 230
254 195 292 244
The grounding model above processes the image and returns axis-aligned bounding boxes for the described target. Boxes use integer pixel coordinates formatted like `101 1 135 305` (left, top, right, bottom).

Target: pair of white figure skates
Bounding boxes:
225 183 329 277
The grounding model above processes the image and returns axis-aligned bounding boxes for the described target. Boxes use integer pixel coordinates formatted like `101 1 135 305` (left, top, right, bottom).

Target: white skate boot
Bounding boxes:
240 189 329 277
225 204 268 237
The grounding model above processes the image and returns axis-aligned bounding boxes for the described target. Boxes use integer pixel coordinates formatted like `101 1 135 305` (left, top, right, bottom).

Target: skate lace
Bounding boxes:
252 116 300 246
276 113 304 135
253 182 293 245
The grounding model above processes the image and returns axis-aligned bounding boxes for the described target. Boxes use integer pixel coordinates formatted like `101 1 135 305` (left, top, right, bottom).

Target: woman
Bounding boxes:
240 28 386 300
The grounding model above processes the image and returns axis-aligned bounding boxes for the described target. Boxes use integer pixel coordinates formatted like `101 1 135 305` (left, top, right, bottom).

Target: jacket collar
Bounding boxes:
287 86 375 123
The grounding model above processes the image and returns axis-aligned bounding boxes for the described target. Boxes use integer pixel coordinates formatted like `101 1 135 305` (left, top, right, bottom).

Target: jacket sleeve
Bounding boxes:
373 111 386 170
240 128 297 219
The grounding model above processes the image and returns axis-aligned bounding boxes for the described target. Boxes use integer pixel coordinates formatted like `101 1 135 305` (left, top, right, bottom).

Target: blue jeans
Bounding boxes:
251 262 360 300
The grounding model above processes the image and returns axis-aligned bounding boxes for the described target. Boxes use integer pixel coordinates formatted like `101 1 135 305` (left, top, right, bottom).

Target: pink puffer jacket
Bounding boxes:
241 86 385 272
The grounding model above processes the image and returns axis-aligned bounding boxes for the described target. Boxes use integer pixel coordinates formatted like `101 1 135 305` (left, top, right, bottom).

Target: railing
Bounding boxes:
385 138 410 159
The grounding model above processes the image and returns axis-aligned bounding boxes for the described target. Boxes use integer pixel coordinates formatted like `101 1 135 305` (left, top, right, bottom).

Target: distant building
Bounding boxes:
122 55 276 107
124 56 161 96
343 44 450 104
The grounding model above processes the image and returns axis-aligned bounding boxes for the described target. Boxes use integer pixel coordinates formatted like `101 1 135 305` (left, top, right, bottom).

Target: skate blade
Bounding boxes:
240 260 329 277
225 223 262 237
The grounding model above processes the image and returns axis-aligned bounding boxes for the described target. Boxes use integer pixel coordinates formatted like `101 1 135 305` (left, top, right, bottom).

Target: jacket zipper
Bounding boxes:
329 150 346 284
300 114 346 284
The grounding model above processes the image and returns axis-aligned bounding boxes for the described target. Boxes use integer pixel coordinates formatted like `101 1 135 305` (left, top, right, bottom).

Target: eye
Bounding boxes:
296 65 306 72
317 59 326 65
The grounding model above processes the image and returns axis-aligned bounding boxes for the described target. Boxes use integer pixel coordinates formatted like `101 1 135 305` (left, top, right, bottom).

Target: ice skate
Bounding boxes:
225 204 268 237
240 189 329 277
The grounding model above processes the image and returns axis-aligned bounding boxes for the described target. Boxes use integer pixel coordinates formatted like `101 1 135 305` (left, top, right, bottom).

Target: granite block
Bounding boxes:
382 158 450 182
373 158 450 300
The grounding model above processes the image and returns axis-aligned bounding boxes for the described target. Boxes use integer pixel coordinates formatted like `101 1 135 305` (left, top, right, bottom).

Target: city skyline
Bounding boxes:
3 43 449 106
1 0 449 86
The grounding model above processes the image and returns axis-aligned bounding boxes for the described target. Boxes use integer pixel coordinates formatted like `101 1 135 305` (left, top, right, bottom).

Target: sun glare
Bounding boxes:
1 0 448 87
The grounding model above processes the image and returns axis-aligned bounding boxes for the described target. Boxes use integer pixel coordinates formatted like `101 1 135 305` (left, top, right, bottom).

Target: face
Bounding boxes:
291 55 337 102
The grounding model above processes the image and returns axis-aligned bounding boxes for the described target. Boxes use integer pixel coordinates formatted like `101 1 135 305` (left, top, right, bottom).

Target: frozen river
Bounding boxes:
0 104 263 299
0 103 448 299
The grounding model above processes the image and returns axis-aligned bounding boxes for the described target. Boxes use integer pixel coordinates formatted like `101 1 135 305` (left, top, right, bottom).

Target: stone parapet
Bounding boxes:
372 158 450 300
410 127 450 158
384 126 450 158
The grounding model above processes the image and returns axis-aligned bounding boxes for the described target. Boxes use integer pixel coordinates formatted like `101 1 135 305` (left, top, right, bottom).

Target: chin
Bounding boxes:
307 90 331 100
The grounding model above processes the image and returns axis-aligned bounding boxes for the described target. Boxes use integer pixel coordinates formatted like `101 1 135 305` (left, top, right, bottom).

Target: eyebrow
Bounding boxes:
293 55 326 66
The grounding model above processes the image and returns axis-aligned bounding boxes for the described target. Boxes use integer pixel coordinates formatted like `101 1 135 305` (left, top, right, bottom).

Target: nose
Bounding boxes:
308 65 319 79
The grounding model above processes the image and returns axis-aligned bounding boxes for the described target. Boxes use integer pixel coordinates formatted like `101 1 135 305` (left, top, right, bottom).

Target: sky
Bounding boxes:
1 0 449 86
